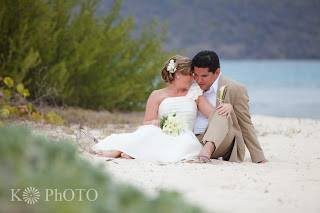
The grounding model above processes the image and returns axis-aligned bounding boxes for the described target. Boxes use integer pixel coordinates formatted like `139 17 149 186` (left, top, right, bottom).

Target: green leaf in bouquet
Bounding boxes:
160 115 168 129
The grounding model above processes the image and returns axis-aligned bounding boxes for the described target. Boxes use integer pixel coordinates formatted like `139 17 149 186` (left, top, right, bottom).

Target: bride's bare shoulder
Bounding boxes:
148 88 168 103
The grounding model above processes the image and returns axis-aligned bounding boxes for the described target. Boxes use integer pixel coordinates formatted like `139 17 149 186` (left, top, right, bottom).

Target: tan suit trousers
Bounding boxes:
196 112 235 160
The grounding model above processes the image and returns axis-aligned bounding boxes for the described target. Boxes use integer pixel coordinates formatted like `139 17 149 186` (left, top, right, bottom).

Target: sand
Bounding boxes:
25 115 320 213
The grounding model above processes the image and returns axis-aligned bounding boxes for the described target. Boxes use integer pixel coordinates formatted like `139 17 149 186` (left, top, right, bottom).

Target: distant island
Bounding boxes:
99 0 320 59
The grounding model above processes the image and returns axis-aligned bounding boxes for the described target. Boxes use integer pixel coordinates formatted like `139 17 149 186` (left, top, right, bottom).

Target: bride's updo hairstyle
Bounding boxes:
161 55 192 83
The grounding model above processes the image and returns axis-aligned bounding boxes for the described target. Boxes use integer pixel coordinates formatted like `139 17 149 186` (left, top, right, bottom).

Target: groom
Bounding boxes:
192 50 267 163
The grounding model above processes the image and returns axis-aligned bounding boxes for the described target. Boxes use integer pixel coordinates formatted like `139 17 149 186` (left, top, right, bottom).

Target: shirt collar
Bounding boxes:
204 73 221 94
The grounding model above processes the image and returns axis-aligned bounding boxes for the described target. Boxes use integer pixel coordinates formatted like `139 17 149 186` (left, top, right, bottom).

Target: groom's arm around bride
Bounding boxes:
192 50 267 163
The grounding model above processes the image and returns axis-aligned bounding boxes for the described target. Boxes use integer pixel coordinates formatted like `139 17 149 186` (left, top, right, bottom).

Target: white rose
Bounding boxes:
167 59 177 73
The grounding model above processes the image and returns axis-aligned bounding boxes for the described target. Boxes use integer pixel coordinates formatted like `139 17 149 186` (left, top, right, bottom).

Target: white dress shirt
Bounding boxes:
194 73 221 134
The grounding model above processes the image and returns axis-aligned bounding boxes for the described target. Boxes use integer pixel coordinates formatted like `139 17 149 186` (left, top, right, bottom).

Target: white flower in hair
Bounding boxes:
166 59 177 74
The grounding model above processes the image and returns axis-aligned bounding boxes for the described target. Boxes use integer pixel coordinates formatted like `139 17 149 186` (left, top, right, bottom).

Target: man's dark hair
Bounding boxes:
191 50 220 73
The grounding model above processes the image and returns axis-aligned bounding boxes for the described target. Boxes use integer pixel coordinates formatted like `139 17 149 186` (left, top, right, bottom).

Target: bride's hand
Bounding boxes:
143 119 160 126
216 103 233 117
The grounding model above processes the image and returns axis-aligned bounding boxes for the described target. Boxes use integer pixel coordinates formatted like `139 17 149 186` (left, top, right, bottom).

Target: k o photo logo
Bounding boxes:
10 187 98 204
22 187 40 205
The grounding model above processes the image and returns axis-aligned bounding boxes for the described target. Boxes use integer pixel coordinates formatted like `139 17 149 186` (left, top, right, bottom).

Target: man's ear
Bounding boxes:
215 68 221 76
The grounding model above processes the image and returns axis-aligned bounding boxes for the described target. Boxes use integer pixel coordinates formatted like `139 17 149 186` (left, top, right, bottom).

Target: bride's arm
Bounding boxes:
143 91 160 126
197 96 215 118
197 96 234 118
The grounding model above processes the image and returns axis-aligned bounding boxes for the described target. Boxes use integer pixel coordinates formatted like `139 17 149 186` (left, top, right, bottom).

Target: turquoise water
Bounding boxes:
220 60 320 119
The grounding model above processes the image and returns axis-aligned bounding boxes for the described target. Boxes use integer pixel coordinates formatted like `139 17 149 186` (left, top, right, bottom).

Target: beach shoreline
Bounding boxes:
12 114 320 213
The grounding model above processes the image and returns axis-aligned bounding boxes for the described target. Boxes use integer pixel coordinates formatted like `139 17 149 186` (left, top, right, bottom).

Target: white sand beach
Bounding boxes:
27 115 320 213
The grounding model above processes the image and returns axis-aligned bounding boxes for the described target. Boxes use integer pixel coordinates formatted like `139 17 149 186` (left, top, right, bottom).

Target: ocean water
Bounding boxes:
220 60 320 119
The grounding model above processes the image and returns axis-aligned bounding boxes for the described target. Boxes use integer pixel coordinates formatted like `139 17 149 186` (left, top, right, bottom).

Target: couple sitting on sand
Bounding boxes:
92 50 267 164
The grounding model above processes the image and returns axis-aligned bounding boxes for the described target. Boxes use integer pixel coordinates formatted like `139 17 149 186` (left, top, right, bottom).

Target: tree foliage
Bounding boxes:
0 0 170 111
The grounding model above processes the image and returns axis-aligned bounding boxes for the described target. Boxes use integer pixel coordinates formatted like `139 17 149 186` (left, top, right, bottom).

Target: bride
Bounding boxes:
92 55 232 162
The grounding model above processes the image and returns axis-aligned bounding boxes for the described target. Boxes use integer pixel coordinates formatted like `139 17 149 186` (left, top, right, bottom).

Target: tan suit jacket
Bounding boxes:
210 75 266 163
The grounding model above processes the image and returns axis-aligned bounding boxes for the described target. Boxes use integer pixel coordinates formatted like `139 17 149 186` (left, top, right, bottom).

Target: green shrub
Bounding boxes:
0 125 203 213
0 76 64 125
0 0 171 111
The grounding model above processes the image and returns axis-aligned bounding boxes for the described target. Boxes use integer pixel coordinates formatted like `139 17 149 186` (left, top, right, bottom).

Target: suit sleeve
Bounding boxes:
233 86 266 163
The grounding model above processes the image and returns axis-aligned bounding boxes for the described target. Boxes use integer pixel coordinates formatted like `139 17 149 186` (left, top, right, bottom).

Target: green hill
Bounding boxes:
99 0 320 59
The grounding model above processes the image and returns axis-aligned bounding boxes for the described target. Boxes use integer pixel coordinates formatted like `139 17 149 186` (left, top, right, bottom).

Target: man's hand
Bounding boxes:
217 103 233 116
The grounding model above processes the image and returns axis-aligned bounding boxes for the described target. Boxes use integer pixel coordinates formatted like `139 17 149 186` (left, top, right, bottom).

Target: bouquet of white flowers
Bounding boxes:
160 113 184 136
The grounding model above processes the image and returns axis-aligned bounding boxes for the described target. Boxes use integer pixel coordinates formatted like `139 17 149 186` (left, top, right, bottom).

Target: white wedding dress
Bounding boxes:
92 83 203 162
